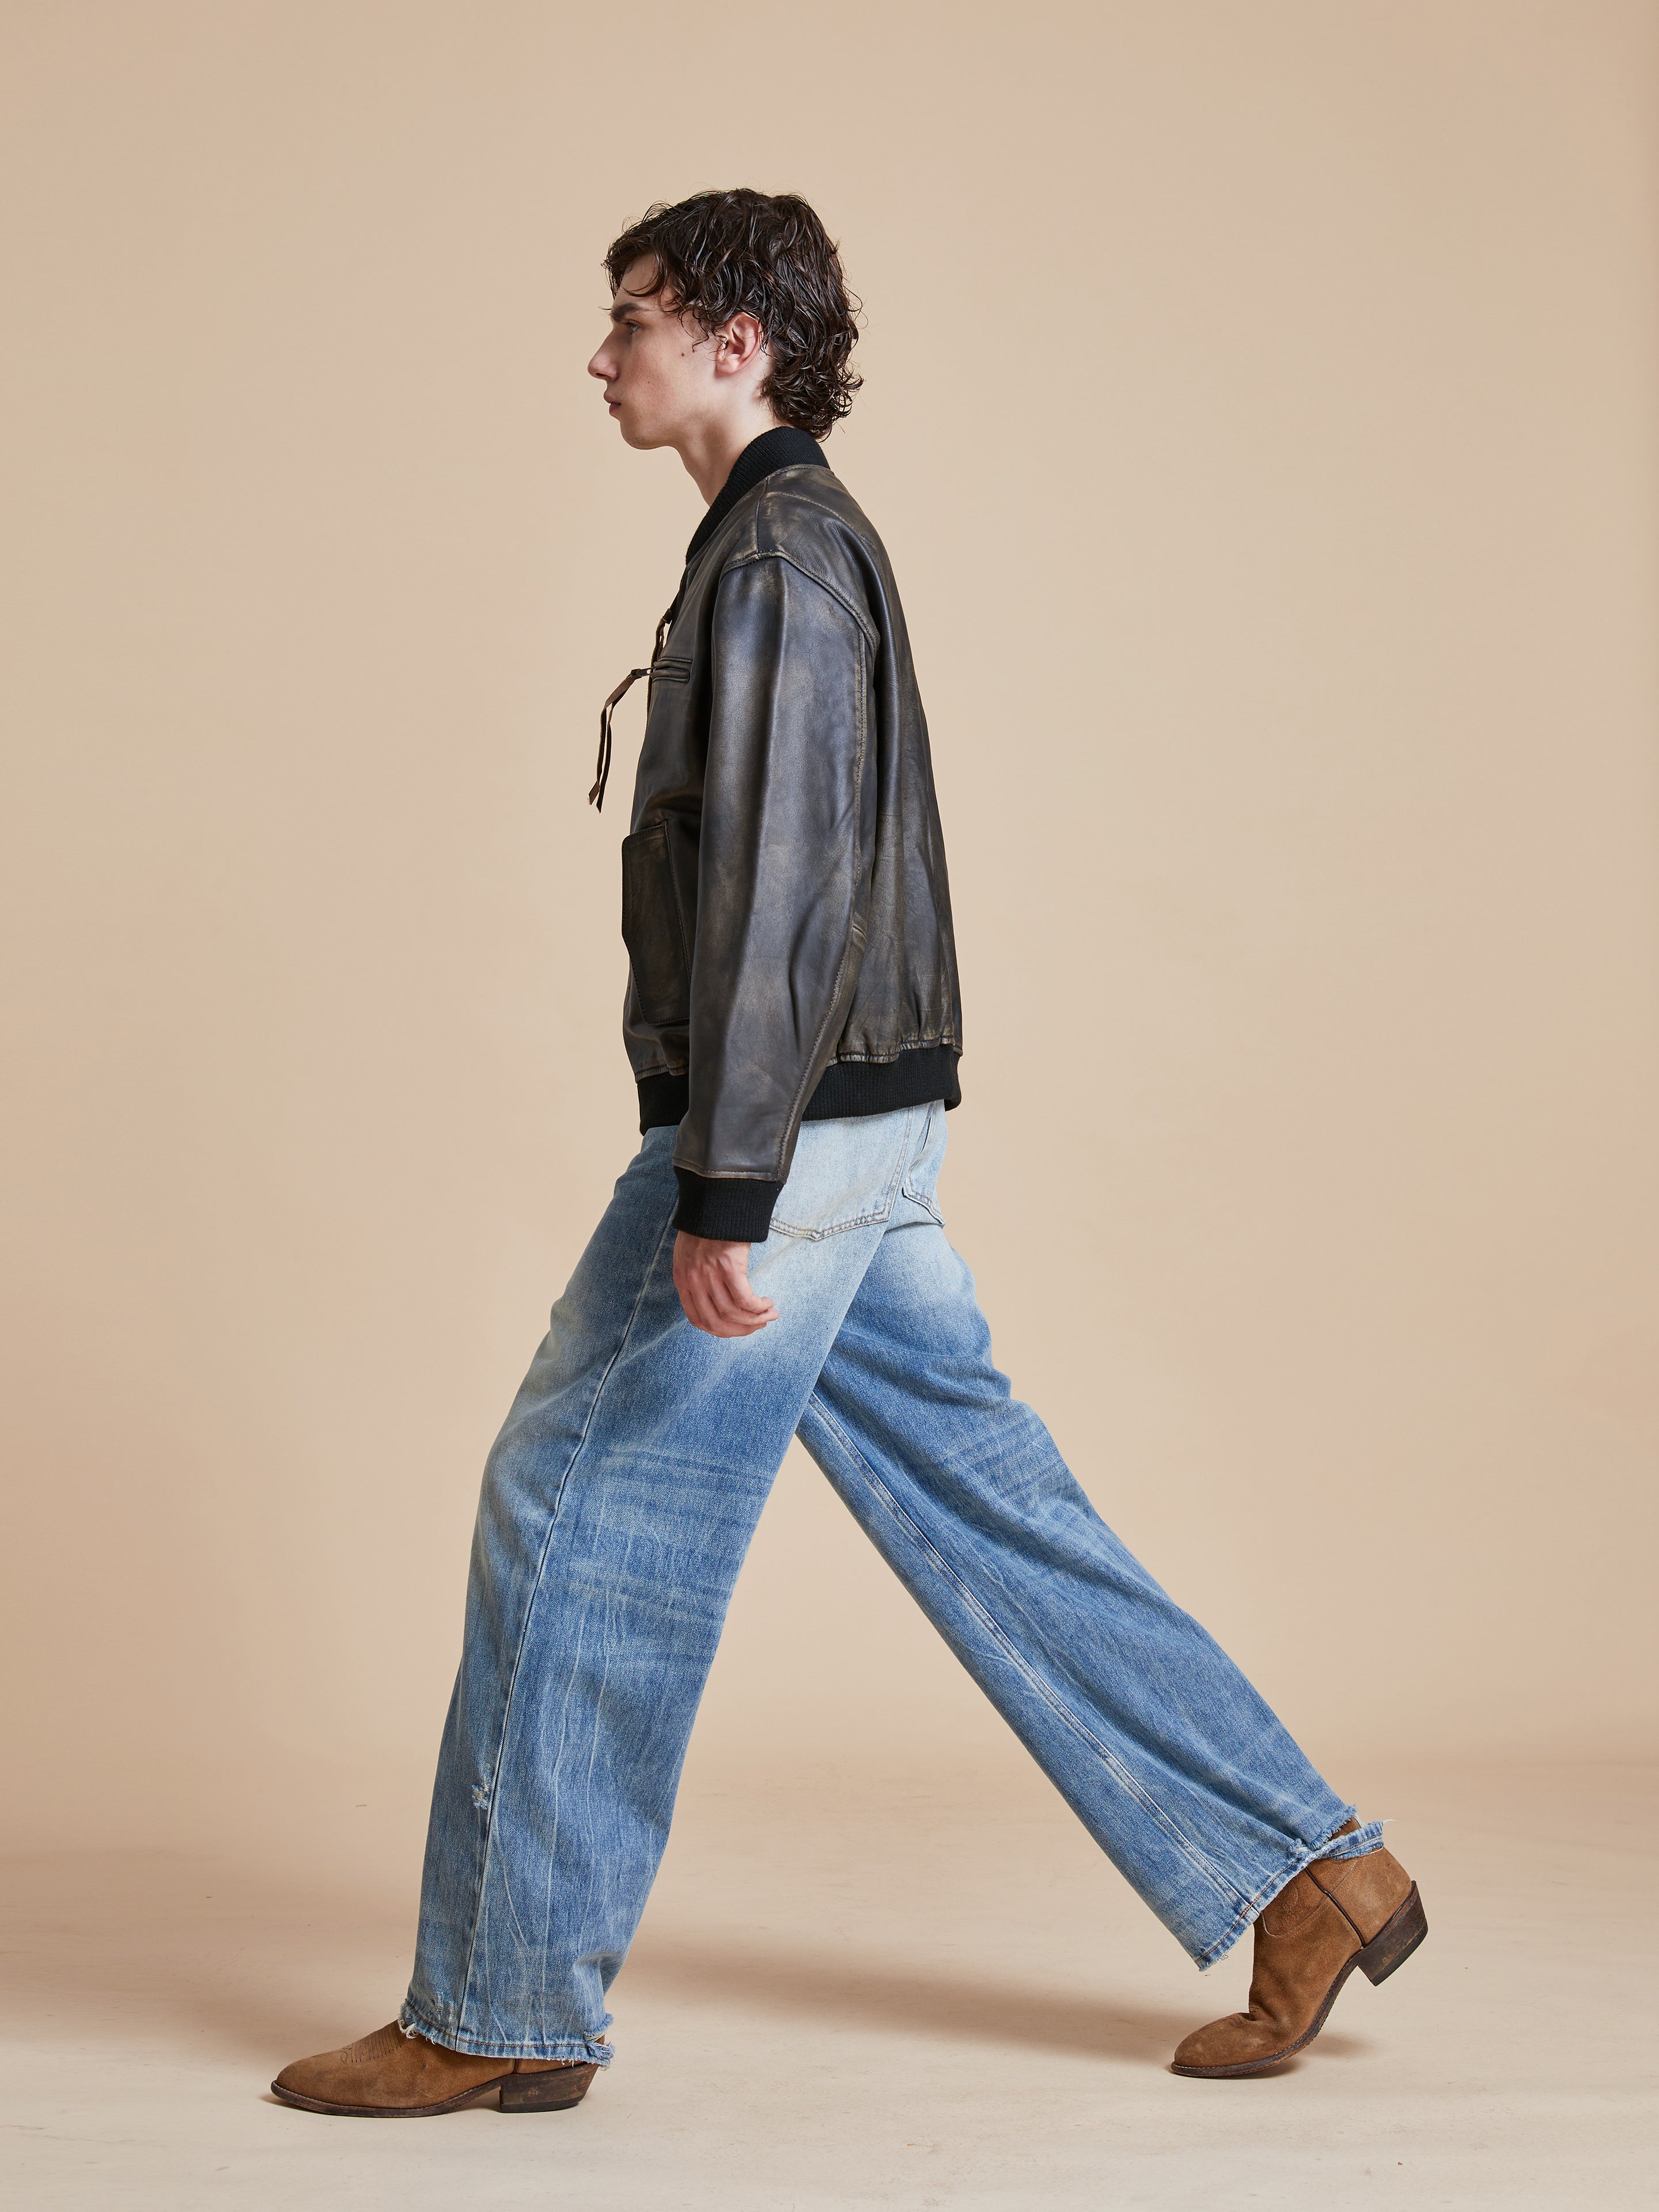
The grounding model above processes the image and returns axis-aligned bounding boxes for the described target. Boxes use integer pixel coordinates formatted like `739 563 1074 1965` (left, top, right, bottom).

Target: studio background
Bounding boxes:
3 0 1656 1878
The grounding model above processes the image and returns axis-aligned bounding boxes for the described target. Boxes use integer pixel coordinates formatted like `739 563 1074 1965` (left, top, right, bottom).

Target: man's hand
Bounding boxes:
673 1232 779 1338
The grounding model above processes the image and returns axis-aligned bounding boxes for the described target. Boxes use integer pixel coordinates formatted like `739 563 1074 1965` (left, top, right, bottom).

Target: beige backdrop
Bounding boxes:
3 1 1656 1865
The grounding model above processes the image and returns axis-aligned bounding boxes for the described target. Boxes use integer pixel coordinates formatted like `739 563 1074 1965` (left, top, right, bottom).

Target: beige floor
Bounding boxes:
5 1755 1651 2210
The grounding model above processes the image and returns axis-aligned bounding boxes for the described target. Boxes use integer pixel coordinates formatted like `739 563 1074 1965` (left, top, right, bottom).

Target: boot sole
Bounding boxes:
1170 1881 1427 2080
270 2061 598 2118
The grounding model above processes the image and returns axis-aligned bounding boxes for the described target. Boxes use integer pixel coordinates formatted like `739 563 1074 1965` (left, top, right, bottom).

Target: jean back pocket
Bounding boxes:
769 1106 927 1241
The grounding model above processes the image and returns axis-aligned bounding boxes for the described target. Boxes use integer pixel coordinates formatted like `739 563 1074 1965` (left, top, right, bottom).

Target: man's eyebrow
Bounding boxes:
609 296 654 322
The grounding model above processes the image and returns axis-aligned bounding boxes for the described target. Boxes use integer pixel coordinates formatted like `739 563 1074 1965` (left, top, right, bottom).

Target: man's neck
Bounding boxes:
681 424 827 571
675 410 787 505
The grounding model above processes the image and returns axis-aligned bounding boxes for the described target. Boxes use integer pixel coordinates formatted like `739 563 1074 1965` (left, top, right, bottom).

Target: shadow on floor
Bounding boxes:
623 1927 1211 2065
1 1850 415 2067
4 1849 1377 2078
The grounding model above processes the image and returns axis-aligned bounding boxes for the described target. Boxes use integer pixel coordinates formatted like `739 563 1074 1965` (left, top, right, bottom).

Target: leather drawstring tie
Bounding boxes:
589 668 646 811
589 601 678 813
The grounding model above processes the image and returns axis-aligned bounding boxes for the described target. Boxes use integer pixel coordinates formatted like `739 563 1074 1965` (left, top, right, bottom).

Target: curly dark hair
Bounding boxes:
604 189 862 441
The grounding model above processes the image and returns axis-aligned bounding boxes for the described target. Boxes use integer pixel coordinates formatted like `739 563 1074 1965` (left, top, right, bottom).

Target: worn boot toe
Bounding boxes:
1171 2012 1288 2074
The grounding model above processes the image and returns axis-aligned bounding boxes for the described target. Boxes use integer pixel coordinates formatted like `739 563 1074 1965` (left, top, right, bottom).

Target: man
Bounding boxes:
272 189 1424 2120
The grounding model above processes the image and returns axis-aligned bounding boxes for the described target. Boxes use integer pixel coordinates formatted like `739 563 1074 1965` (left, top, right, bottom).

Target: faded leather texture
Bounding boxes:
621 463 963 1206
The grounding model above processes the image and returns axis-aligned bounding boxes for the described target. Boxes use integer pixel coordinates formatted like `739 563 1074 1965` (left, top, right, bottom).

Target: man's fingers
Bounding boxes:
677 1267 732 1336
681 1262 777 1338
703 1270 776 1334
713 1252 776 1318
671 1232 780 1337
696 1305 770 1338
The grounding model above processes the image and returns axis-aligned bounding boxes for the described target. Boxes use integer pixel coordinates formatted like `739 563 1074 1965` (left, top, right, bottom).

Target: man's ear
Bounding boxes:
712 310 767 377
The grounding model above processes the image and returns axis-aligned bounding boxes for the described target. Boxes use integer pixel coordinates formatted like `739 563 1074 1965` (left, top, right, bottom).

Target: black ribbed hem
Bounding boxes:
672 1167 784 1243
638 1044 961 1138
638 1069 690 1132
800 1043 961 1122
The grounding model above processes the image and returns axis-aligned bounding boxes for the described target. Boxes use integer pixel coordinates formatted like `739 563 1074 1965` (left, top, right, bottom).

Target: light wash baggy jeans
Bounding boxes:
403 1104 1382 2063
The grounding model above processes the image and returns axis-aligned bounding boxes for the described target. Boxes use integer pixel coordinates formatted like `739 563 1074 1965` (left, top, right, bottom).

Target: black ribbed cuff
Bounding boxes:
672 1166 783 1243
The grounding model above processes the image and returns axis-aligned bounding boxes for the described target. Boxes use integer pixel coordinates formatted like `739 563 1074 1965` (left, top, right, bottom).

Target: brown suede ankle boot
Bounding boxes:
271 2021 601 2117
1171 1822 1426 2078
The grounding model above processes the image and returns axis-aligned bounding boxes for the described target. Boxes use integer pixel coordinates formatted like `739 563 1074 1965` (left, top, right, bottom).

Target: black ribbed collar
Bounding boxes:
685 426 827 567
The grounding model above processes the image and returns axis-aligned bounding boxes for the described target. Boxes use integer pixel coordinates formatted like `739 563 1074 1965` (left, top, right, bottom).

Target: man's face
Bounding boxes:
587 256 714 450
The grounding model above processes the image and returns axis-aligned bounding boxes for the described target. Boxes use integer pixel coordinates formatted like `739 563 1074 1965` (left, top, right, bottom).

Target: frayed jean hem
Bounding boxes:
397 1999 612 2068
1192 1810 1387 1971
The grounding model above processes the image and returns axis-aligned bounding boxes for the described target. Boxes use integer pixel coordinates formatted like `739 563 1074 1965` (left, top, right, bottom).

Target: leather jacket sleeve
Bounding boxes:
670 552 874 1241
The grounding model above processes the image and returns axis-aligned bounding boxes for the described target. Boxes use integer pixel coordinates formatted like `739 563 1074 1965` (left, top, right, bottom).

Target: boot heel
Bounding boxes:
1357 1882 1427 1986
498 2063 597 2113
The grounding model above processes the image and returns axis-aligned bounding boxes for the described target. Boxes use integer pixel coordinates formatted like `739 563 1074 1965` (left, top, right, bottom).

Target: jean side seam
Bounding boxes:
804 1392 1242 1918
452 1198 681 2029
897 1101 944 1219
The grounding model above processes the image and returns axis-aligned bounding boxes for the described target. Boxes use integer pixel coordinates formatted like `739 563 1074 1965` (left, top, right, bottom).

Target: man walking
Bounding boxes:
272 189 1424 2119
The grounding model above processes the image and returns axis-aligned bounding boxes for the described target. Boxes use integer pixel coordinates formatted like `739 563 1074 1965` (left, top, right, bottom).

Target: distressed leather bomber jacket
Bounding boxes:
608 427 963 1244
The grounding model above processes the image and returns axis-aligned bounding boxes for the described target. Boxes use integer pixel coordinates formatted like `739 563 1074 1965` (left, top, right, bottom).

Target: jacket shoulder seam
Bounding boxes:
721 547 878 647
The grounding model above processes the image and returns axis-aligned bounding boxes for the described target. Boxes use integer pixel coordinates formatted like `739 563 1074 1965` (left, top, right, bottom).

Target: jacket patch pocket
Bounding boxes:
621 819 693 1027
